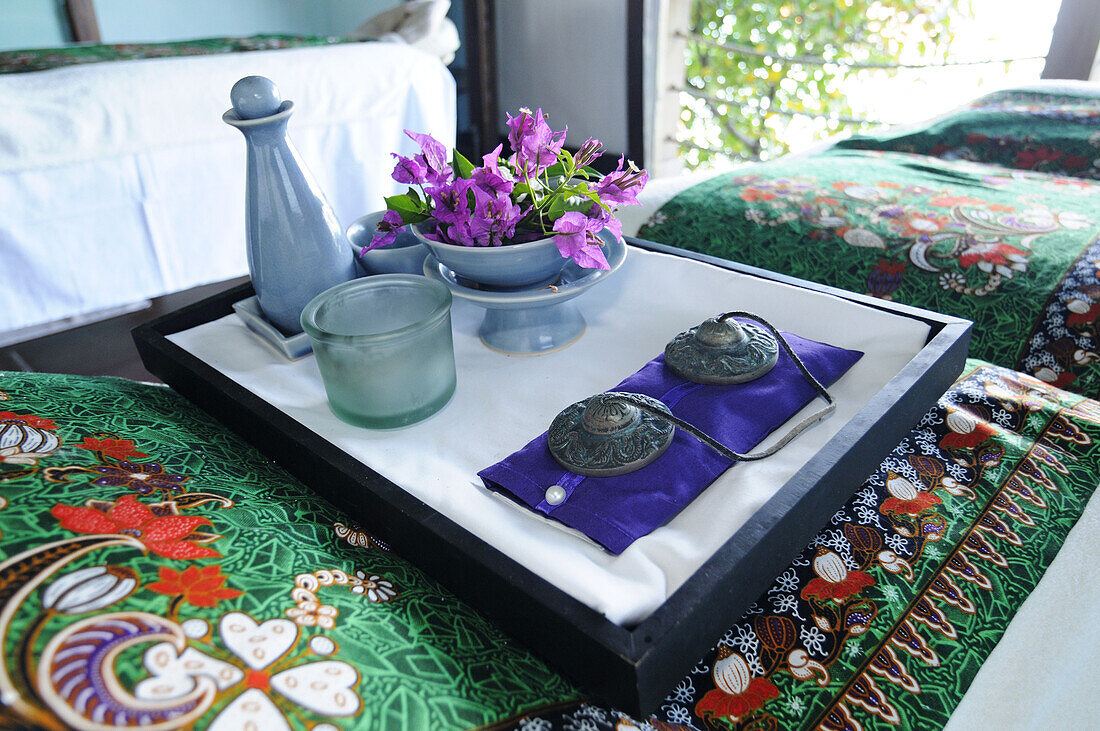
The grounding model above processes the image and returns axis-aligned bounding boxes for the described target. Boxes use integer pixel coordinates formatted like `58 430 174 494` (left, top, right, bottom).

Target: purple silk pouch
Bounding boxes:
478 330 863 554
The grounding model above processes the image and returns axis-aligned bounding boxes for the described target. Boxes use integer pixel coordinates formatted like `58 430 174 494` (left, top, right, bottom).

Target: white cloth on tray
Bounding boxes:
168 244 931 626
0 42 455 334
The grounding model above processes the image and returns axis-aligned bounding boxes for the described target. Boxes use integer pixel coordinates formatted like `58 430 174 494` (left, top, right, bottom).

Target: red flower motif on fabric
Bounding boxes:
1042 370 1078 389
928 194 983 207
957 241 1028 271
696 679 779 721
77 437 149 461
881 491 942 516
696 646 779 722
148 564 243 607
1066 301 1100 328
1063 154 1091 170
940 422 995 450
880 472 943 516
885 212 952 239
90 461 189 494
1014 145 1062 169
801 572 874 602
801 549 874 603
0 411 55 430
740 188 777 202
1051 176 1093 189
51 494 220 560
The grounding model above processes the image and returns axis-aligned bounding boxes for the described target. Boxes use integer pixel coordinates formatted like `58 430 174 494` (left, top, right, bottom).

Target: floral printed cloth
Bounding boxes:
639 148 1100 399
2 359 1099 729
837 86 1100 180
0 35 354 75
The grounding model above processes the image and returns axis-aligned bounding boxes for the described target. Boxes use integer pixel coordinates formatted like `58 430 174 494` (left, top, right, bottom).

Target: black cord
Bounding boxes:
610 311 836 463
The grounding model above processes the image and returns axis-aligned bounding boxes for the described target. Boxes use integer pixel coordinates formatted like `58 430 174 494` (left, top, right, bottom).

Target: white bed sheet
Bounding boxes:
168 245 930 626
0 42 455 334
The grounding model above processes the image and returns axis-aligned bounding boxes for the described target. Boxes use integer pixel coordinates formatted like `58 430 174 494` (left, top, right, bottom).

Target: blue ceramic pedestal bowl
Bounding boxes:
411 223 569 290
423 231 627 354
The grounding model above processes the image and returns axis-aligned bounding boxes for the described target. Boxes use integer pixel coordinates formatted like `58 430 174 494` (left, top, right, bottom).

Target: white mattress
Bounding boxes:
0 41 456 335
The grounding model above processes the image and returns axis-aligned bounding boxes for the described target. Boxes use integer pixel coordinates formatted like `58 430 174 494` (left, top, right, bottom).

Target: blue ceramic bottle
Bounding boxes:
223 76 356 335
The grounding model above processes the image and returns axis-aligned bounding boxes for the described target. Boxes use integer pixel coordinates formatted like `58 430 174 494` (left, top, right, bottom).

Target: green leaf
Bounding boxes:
395 210 430 225
544 162 568 178
385 193 426 218
453 149 475 179
545 194 567 220
583 189 609 211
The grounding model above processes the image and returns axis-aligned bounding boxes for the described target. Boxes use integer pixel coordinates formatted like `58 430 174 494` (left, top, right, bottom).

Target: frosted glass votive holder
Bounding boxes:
300 275 456 428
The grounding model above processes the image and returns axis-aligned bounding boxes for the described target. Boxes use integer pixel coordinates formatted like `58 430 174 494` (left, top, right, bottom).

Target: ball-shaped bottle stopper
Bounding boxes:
230 75 282 119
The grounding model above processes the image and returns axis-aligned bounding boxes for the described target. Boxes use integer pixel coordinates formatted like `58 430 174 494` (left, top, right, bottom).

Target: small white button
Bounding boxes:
544 485 567 505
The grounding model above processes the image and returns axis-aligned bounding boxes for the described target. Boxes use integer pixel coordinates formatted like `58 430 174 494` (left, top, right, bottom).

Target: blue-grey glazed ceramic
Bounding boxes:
346 212 430 276
423 230 627 354
224 75 357 336
232 295 313 359
411 223 570 290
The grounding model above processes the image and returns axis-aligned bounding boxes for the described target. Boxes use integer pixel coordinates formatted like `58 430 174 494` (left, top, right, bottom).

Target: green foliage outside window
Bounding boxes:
682 0 969 168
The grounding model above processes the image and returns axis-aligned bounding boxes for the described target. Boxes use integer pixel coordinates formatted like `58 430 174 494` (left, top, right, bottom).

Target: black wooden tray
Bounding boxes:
133 238 970 716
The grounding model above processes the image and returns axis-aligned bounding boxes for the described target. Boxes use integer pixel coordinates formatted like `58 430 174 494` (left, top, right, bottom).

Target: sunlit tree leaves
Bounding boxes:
681 0 969 169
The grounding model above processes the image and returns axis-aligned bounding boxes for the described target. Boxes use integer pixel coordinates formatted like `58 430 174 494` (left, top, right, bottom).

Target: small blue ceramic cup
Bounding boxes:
346 211 430 276
300 275 456 428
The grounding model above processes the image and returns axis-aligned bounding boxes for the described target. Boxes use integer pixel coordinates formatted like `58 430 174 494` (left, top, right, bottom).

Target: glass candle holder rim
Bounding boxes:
300 274 452 345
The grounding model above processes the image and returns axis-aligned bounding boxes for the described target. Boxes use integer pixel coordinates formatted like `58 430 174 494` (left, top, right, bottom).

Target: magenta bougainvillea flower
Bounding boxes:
390 153 427 185
427 178 474 226
595 155 649 206
552 211 610 270
363 108 648 270
369 209 407 249
471 144 514 196
469 185 525 247
506 107 566 175
404 129 452 185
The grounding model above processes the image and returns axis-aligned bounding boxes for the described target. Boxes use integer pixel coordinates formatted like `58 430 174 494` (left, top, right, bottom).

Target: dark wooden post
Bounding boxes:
65 0 102 43
626 0 645 166
463 0 500 156
1042 0 1100 80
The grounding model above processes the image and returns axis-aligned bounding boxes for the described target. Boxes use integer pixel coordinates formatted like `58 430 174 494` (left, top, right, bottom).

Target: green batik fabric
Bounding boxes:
0 371 579 730
0 35 354 75
4 364 1100 730
638 148 1100 399
837 87 1100 180
495 360 1100 730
